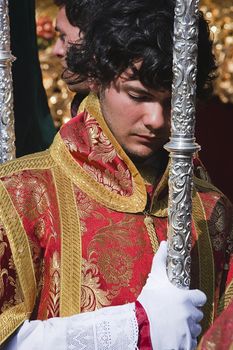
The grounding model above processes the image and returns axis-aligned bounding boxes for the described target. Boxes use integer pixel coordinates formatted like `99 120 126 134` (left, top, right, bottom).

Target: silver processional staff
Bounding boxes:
0 0 16 164
165 0 201 289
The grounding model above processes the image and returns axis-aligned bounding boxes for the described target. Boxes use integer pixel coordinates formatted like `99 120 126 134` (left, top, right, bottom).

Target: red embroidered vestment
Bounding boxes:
0 93 232 344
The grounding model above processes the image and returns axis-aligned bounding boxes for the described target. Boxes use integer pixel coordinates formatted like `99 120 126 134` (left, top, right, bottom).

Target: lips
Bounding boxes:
135 134 157 141
138 135 155 139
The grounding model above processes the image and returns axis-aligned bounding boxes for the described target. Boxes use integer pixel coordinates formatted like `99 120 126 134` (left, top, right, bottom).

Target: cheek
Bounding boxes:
109 97 137 122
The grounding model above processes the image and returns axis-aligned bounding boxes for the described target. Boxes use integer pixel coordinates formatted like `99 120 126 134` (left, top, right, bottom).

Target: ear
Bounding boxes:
88 78 100 93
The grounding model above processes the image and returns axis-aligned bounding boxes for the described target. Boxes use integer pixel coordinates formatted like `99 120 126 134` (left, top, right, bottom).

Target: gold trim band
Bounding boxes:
0 150 54 178
52 167 82 316
193 189 215 333
0 304 27 344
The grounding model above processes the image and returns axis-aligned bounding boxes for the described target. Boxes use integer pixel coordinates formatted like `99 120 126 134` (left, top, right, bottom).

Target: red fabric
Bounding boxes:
135 300 152 350
199 300 233 349
77 187 160 311
60 111 134 197
1 170 61 319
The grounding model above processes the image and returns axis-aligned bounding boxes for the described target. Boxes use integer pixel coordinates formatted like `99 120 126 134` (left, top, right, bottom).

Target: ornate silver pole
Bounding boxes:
0 0 16 163
165 0 200 289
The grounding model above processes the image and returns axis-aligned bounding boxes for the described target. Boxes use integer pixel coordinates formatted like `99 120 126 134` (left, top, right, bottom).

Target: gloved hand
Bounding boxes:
138 241 206 350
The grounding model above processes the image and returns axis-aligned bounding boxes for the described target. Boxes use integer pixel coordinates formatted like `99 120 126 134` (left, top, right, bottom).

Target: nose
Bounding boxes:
142 102 167 131
52 38 65 58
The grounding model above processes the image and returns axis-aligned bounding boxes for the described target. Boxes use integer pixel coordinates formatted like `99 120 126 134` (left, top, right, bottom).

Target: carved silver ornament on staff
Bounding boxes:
165 0 201 289
0 0 15 164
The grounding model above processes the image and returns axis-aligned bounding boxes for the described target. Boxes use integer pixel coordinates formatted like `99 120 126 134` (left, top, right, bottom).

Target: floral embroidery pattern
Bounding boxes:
61 111 133 197
88 132 117 164
47 251 60 317
2 170 61 320
81 258 111 311
0 227 23 312
83 163 131 195
75 184 153 312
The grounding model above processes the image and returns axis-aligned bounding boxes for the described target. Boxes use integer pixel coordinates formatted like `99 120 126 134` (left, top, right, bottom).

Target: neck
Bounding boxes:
132 151 168 186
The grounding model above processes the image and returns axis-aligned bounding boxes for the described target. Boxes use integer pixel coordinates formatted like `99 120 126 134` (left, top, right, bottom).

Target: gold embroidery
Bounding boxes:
98 250 133 286
52 167 82 316
0 269 8 300
84 214 149 304
48 251 60 317
0 304 27 344
74 189 102 234
0 182 37 343
1 299 15 313
50 93 147 213
3 172 55 229
0 225 8 299
193 189 215 333
64 138 79 153
87 217 136 286
144 215 159 253
0 182 36 310
0 150 54 178
8 275 23 306
34 218 46 240
0 242 23 314
83 163 131 195
88 129 117 164
81 258 111 311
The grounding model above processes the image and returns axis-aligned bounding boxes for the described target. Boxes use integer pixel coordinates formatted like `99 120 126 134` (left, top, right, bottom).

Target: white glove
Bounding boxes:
138 240 206 350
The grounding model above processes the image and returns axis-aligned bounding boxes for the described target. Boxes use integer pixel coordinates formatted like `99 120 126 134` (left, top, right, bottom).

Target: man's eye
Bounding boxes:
128 94 149 101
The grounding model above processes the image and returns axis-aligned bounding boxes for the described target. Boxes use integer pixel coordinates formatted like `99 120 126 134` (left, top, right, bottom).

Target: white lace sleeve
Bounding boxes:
4 303 138 350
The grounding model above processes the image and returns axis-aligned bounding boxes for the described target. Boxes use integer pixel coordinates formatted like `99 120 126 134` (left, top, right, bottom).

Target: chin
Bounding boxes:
123 148 155 163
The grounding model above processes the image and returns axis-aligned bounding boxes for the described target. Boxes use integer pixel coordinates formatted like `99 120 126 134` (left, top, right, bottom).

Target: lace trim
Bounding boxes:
67 303 138 350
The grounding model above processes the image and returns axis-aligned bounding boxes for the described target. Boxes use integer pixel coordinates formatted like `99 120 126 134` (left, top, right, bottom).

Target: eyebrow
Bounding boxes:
123 83 172 102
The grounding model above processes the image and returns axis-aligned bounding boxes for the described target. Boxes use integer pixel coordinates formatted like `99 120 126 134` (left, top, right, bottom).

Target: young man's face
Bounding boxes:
99 72 171 162
53 6 89 92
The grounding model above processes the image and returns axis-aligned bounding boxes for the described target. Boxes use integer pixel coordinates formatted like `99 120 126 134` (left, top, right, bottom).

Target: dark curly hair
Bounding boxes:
67 0 216 97
54 0 98 32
